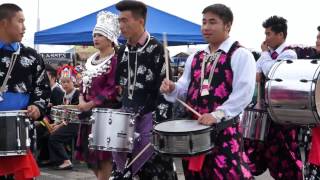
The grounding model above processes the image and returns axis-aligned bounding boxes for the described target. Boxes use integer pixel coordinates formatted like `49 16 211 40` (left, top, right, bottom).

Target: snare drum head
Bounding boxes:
154 120 210 133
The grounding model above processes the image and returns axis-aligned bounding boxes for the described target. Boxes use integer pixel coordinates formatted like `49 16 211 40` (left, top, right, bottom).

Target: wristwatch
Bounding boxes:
212 110 226 123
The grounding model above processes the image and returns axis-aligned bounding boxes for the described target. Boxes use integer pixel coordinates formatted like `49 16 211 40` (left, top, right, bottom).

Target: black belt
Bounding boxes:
211 116 239 140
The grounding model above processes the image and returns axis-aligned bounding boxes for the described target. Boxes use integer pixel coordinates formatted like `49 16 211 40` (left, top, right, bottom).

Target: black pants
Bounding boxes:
36 125 50 161
48 123 78 164
0 175 14 180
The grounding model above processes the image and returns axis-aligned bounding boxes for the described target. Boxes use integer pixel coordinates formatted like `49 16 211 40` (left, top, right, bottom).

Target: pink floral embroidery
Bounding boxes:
214 168 223 179
223 142 228 148
215 155 227 168
194 69 201 79
230 139 239 153
219 53 227 64
229 168 239 180
192 89 198 100
191 57 197 68
241 165 252 178
227 127 237 135
214 82 228 98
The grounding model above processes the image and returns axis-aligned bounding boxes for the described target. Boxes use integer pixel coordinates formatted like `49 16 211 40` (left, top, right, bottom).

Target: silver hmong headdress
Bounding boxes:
93 11 120 45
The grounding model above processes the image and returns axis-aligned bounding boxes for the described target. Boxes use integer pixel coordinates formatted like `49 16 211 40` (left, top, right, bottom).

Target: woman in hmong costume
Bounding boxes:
75 11 121 180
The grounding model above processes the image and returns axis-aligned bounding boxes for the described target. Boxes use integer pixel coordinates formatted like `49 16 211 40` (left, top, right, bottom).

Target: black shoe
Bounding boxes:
38 160 52 167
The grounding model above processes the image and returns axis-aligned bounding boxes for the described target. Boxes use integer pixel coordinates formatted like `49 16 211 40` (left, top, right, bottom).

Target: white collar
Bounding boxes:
51 82 59 91
273 42 287 54
64 88 76 100
204 37 236 54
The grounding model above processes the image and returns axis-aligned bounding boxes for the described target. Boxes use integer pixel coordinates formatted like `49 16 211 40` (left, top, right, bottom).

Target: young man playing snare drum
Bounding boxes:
0 3 50 180
161 3 256 180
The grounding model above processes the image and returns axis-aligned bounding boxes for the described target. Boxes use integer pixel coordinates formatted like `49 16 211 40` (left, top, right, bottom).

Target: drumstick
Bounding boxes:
126 143 152 169
163 33 170 80
176 98 201 118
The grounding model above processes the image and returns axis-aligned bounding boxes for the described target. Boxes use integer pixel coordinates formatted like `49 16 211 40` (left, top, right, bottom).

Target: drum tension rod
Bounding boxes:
311 59 318 64
286 60 293 64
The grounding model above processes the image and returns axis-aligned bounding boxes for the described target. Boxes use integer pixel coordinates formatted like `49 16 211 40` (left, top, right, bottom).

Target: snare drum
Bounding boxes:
153 120 215 157
0 111 31 156
50 105 64 122
51 105 90 124
240 108 270 141
88 108 135 152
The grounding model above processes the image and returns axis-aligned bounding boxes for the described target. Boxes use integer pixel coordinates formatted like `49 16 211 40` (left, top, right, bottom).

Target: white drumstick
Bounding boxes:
126 142 152 168
176 98 201 118
163 33 170 80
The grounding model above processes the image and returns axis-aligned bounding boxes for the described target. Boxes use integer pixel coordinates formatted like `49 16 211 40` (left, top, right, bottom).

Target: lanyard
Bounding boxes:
200 51 221 95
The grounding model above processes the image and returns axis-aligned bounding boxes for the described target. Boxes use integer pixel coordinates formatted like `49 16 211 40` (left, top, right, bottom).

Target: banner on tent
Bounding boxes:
40 53 74 66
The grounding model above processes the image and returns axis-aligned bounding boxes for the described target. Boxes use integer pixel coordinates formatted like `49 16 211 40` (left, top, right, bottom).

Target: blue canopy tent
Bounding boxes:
34 4 206 46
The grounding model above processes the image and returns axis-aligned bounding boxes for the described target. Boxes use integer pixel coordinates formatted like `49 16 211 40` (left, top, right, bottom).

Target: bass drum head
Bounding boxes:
154 120 210 133
266 59 320 125
315 67 320 120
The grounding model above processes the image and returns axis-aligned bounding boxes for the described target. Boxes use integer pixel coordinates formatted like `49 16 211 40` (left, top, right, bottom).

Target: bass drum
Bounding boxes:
265 59 320 125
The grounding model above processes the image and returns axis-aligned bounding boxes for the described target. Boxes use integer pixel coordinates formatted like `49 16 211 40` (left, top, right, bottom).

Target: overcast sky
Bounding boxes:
2 0 319 54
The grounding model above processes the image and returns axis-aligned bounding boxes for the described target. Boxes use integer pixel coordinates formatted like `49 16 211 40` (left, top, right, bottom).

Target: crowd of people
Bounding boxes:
1 1 320 180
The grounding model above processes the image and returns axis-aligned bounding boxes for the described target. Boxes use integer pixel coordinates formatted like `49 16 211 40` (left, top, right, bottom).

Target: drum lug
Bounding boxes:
108 118 112 125
286 59 293 64
274 78 283 82
89 115 95 124
106 137 111 144
129 118 135 126
311 59 318 64
128 137 134 144
25 118 30 147
300 79 308 83
88 134 93 142
134 132 140 140
16 117 21 149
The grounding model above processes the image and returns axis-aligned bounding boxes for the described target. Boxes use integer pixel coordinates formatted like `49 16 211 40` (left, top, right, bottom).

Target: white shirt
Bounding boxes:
256 42 297 76
164 37 256 120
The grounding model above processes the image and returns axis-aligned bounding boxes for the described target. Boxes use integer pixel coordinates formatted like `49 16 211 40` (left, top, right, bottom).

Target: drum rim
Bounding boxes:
154 120 212 133
0 111 26 116
92 108 132 115
153 146 213 157
0 150 28 156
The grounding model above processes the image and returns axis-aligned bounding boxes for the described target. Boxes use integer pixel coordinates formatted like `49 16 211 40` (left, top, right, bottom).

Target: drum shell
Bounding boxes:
51 105 90 124
89 108 135 152
0 111 30 156
240 108 270 141
266 59 320 125
152 120 215 157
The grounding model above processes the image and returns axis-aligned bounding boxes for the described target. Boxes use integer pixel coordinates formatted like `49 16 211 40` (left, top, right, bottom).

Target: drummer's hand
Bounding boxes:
254 101 262 110
51 123 63 133
78 101 95 112
116 85 123 96
261 41 269 52
27 105 41 120
198 113 217 126
160 79 175 94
